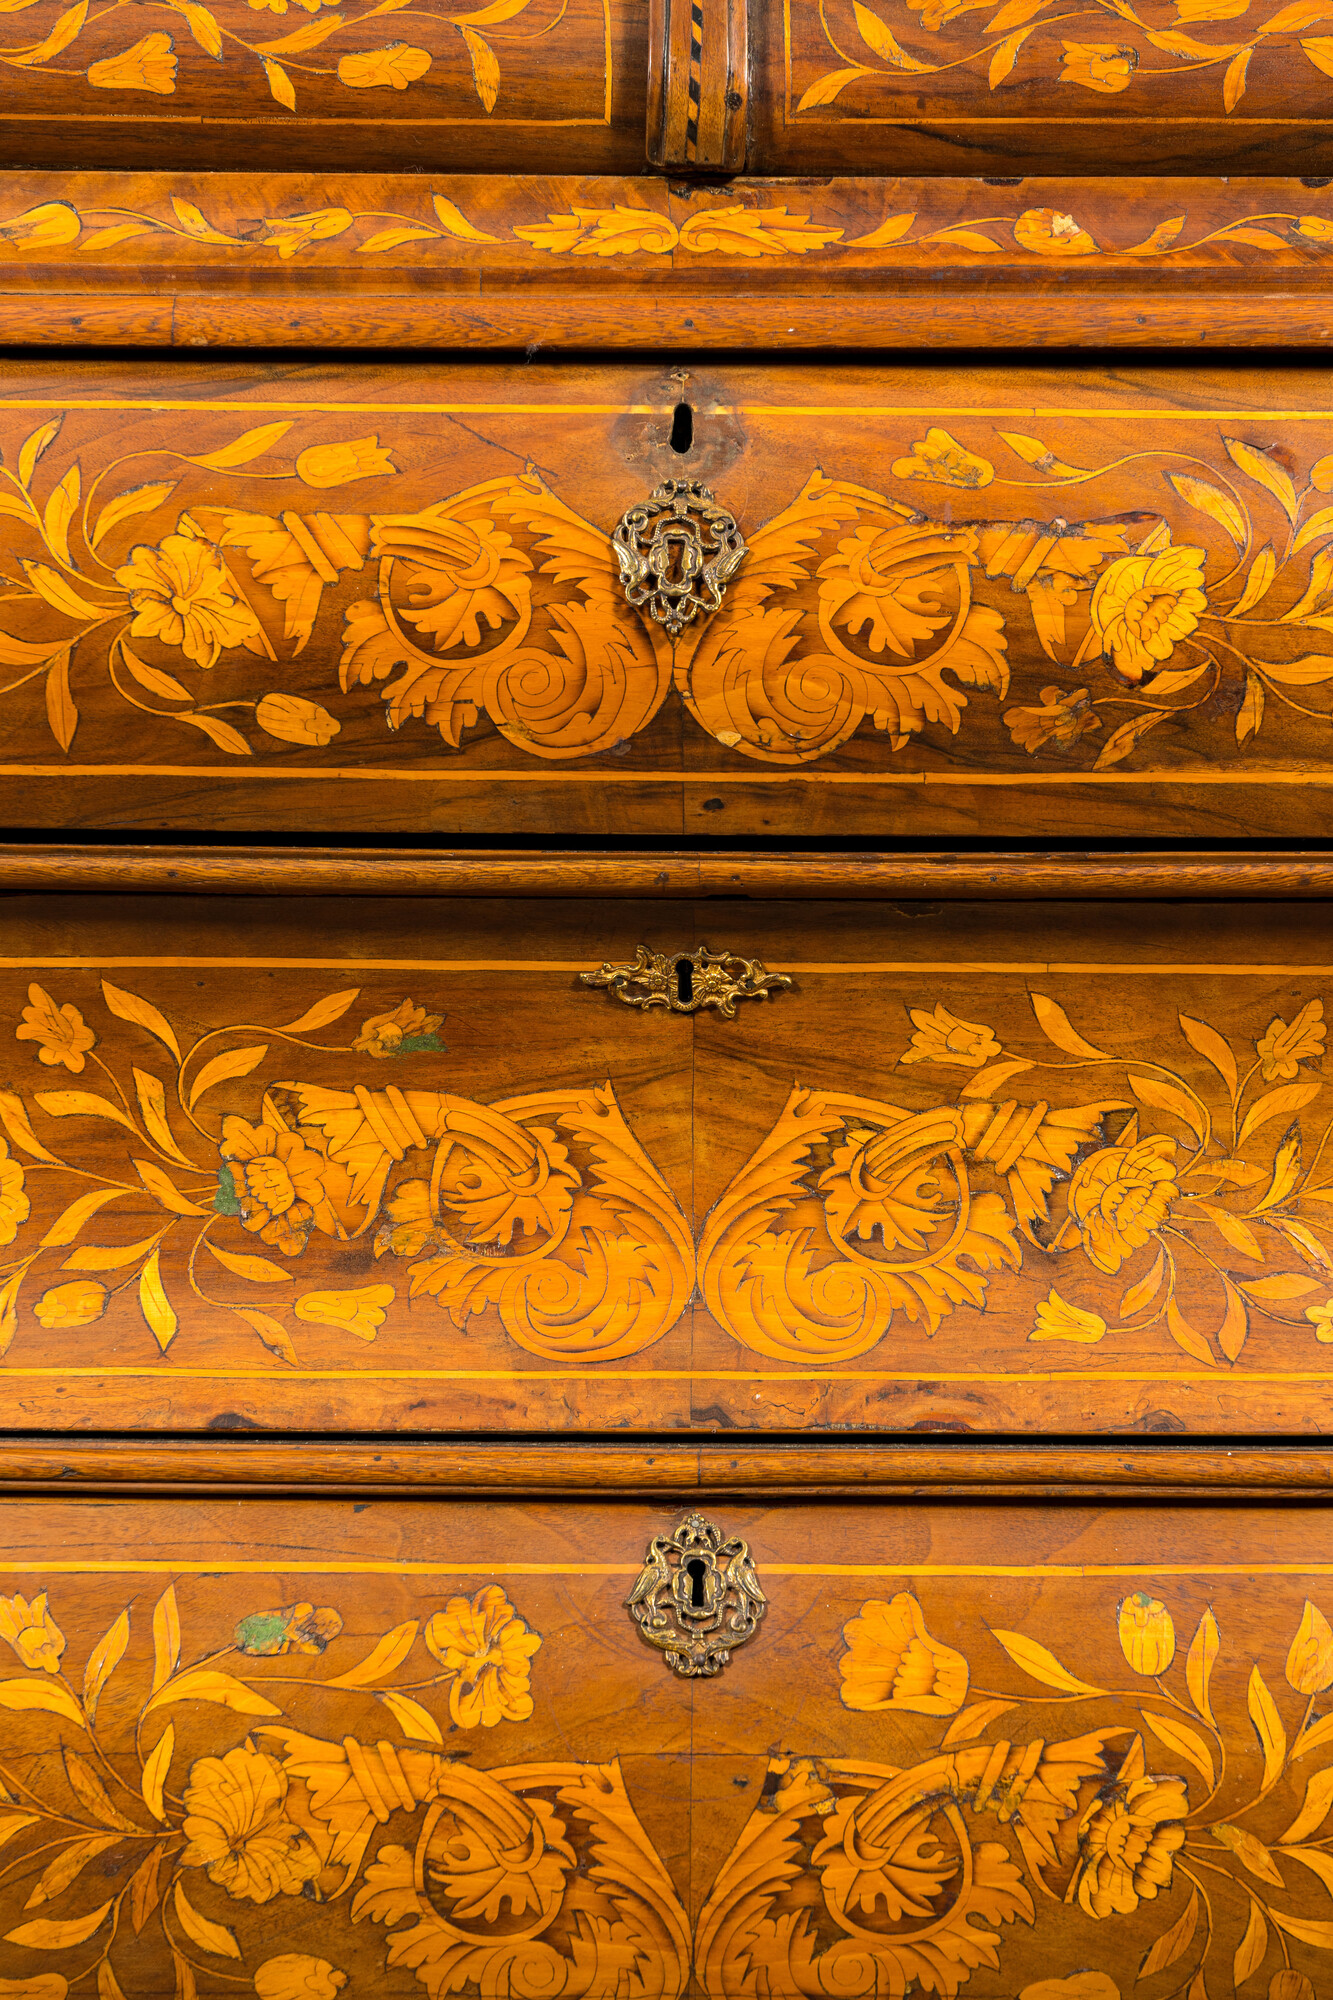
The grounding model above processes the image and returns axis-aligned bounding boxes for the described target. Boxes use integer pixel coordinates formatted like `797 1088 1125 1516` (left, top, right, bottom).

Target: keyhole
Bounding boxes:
670 401 694 454
686 1558 708 1607
675 957 694 1006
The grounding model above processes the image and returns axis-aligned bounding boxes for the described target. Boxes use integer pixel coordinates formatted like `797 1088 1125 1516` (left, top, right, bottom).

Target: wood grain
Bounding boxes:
0 889 1331 1436
7 287 1333 350
2 1438 1333 1495
758 0 1333 172
5 847 1333 900
0 1 640 172
3 357 1333 834
3 174 1333 349
0 1495 1330 1993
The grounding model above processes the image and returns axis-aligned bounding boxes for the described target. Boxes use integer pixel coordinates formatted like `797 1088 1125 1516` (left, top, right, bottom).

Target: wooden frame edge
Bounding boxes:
1 1441 1331 1499
1 175 1332 349
1 847 1331 899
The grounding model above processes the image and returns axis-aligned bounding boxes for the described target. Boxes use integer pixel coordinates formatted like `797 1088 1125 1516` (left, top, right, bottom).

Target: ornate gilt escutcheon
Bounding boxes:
580 943 792 1018
627 1512 766 1677
613 479 747 637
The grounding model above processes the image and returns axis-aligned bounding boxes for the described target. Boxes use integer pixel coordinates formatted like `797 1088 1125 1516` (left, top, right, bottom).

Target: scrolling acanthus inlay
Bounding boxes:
0 1577 695 2000
4 1580 1333 1996
5 189 1331 263
0 977 1328 1373
2 417 1333 770
0 978 694 1366
702 1587 1333 1998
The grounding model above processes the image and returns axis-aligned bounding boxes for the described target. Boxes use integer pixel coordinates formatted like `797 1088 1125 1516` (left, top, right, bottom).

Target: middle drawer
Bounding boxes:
1 874 1328 1438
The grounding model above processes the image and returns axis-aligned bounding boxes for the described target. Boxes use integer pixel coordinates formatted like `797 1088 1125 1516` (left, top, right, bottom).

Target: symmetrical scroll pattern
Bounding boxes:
3 411 1333 771
3 976 1329 1372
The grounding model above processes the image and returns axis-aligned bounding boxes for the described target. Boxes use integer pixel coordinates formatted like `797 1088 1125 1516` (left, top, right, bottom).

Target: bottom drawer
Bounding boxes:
0 1493 1329 1997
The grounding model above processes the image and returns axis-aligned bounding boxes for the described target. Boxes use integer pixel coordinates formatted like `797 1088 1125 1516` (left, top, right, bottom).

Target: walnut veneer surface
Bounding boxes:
3 1 1332 1993
0 871 1326 1436
3 359 1333 834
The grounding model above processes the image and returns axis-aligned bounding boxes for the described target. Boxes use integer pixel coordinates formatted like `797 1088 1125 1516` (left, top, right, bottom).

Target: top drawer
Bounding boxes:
0 0 641 171
5 356 1333 840
1 0 1327 178
750 1 1333 174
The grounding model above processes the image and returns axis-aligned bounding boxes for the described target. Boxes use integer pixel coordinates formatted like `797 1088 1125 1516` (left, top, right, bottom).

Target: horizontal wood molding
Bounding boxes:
6 289 1331 351
3 173 1333 348
1 1440 1332 1497
2 847 1331 899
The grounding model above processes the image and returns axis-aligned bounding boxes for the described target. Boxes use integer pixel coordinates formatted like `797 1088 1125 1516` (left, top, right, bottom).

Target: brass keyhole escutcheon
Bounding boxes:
612 479 747 638
581 944 791 1019
627 1512 766 1678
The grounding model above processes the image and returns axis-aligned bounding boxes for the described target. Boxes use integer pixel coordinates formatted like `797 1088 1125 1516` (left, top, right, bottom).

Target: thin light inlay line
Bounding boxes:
3 1562 1333 1578
0 404 1332 421
0 403 661 417
0 115 608 127
0 959 595 971
791 114 1333 123
778 962 1333 975
0 959 1324 975
2 768 1331 786
740 409 1333 420
2 1367 1333 1383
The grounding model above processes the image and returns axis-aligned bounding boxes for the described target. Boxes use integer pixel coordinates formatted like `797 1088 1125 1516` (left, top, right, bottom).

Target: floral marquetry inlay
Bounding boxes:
0 975 695 1367
700 987 1333 1370
1 970 1330 1378
8 1560 1333 1996
0 1573 696 2000
0 0 610 118
7 181 1333 267
787 0 1333 121
701 1585 1333 1998
4 398 1333 775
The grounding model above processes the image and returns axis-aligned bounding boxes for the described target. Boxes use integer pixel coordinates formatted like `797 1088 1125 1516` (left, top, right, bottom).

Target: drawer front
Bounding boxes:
751 0 1333 174
1 883 1331 1437
0 1492 1332 1997
2 358 1333 837
0 0 1319 181
0 1 641 172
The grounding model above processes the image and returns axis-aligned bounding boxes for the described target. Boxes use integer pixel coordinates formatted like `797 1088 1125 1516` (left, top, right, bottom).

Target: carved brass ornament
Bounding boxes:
612 479 747 637
580 944 793 1019
626 1511 766 1677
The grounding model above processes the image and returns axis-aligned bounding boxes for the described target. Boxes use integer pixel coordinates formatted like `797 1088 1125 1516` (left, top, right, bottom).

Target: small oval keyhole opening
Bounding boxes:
676 957 694 1007
670 401 694 454
686 1558 708 1607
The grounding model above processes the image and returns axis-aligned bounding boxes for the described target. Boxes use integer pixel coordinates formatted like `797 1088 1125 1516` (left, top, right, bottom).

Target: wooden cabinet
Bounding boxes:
1 0 1330 1990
